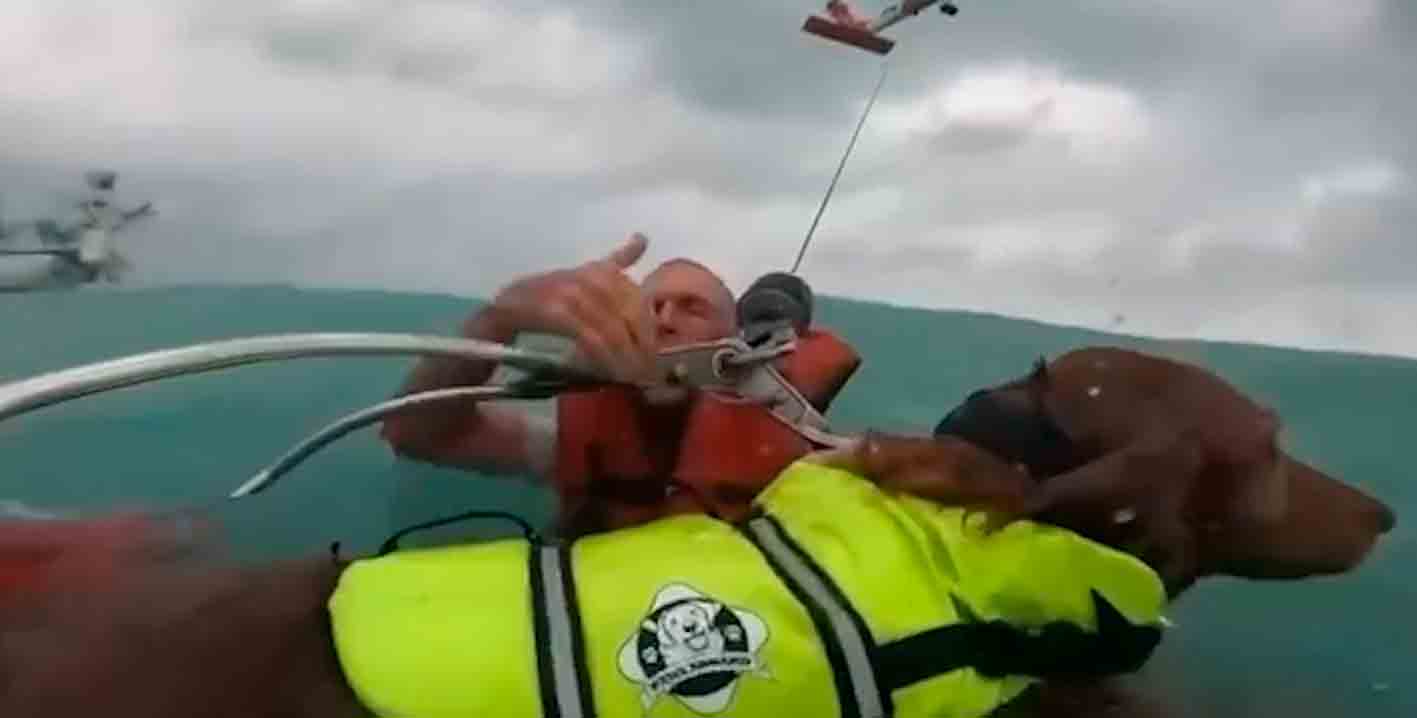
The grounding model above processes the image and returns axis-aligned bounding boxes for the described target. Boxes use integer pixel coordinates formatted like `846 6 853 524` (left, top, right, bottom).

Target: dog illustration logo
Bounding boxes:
618 583 771 714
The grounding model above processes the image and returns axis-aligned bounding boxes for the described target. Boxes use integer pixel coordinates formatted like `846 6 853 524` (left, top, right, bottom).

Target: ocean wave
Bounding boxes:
0 499 69 520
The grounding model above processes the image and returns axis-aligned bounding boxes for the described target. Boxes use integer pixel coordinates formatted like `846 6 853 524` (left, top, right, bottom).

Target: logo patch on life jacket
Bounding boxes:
618 583 771 714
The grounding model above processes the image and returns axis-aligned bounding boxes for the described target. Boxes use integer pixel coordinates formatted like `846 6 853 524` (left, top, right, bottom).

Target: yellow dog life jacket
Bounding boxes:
328 459 1168 718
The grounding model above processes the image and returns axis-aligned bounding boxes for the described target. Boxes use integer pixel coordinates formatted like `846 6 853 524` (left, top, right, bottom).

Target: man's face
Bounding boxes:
643 262 736 348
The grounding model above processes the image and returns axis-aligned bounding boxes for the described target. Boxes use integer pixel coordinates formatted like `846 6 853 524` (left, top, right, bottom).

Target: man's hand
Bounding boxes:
383 232 660 473
488 233 658 384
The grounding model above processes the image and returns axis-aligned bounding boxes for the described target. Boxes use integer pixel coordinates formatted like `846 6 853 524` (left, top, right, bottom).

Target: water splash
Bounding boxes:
0 499 69 520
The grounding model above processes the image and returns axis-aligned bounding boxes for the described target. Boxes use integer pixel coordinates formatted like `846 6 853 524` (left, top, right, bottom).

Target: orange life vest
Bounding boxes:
552 328 861 537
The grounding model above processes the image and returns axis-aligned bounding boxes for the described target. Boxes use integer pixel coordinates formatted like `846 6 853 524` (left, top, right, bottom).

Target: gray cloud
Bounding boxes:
1 0 1414 358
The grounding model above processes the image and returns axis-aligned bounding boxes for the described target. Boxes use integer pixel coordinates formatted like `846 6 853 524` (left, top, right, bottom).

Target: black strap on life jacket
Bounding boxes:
741 510 1165 716
376 509 539 555
379 513 599 718
871 589 1163 689
529 541 597 718
741 512 890 718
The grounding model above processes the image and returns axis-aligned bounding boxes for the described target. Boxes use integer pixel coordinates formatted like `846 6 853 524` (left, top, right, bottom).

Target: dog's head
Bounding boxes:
657 601 715 649
932 350 1396 591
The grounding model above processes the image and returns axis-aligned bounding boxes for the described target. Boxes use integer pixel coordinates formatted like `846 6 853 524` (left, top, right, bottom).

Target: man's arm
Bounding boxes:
379 233 655 481
379 308 553 480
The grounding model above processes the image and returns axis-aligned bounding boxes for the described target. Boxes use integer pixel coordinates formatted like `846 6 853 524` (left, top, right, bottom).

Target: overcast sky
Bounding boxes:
2 0 1413 358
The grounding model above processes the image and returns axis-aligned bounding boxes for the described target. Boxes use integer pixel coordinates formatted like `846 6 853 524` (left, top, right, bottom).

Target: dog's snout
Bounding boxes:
1371 499 1396 535
1351 483 1397 536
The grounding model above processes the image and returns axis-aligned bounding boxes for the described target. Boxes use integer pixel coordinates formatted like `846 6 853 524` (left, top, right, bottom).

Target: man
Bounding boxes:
379 233 742 530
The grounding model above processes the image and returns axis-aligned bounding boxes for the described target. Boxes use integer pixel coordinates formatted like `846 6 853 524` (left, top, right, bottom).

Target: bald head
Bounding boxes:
642 258 737 347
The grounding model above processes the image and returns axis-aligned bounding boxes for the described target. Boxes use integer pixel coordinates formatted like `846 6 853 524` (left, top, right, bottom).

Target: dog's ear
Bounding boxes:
1019 355 1054 406
1029 355 1050 384
705 602 728 623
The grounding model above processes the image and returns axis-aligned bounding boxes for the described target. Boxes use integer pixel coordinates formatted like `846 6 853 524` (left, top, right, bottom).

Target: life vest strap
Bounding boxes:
741 510 1165 714
742 513 890 718
377 509 540 555
529 542 597 718
872 590 1164 689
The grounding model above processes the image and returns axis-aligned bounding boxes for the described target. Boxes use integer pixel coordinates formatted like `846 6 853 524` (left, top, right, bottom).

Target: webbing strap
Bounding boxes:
529 543 596 718
744 514 890 718
873 590 1165 689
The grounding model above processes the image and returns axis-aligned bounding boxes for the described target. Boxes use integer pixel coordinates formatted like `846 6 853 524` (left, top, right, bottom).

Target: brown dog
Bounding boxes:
924 346 1395 596
806 345 1397 717
0 346 1395 718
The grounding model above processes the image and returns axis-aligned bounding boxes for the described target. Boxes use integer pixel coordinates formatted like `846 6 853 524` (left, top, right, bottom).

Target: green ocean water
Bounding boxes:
2 285 1412 715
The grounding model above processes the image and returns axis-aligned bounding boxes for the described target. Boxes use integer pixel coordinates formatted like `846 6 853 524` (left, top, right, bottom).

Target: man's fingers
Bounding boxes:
580 263 656 377
541 289 615 377
547 231 657 382
569 323 620 382
622 312 656 382
563 290 643 382
619 286 657 369
589 307 645 382
602 232 649 270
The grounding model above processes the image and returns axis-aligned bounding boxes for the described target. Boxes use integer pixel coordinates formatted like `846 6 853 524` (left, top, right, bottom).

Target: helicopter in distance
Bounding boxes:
0 170 156 293
802 0 960 55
